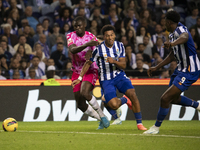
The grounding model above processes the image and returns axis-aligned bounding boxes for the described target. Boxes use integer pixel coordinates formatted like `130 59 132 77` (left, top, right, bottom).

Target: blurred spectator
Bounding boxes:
192 17 200 39
4 0 23 18
23 6 39 31
27 0 49 9
0 0 5 24
136 26 152 52
152 37 169 60
143 35 153 58
9 58 24 79
11 52 21 62
6 17 18 35
73 0 90 19
132 59 148 78
105 8 119 26
139 9 154 27
137 18 155 36
90 19 100 35
120 35 129 47
25 56 45 78
138 0 156 22
185 7 199 29
49 23 67 49
189 27 200 53
16 44 30 62
89 7 105 29
37 34 50 59
0 39 15 56
155 0 174 13
125 28 137 52
41 60 61 80
91 0 108 17
32 42 45 59
137 43 151 67
42 18 52 36
50 42 68 70
124 44 135 77
54 0 71 20
61 61 72 79
159 69 170 79
124 8 139 30
55 7 73 29
19 59 28 76
109 1 122 17
14 35 32 55
51 35 69 58
1 23 18 47
0 54 9 78
35 48 46 72
12 70 21 79
40 65 60 86
23 25 34 48
132 53 149 69
0 66 6 80
8 8 21 29
24 66 40 79
151 24 166 45
122 0 139 19
60 23 71 36
18 19 35 37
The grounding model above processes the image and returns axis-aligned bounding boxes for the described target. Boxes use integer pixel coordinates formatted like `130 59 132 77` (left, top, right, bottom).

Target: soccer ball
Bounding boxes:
2 118 18 132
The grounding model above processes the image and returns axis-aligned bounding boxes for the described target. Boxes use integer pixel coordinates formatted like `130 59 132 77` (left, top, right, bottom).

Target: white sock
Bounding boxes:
89 95 105 118
84 105 101 121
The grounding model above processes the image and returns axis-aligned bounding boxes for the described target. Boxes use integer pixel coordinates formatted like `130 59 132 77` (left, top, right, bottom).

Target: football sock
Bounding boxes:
155 107 169 127
179 96 199 108
134 112 142 124
105 106 118 119
120 97 127 105
89 95 105 117
84 105 101 120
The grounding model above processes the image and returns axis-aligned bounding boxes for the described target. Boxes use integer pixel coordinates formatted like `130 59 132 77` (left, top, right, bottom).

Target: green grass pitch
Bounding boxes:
0 120 200 150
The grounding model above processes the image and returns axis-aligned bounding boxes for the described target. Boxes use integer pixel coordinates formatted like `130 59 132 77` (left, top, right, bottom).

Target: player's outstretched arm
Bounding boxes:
71 60 93 88
69 38 99 54
147 50 175 77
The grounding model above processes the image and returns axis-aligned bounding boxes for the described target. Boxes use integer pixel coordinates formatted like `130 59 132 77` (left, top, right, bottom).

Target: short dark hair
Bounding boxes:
138 43 145 47
32 56 40 60
74 16 86 24
101 25 115 35
165 11 180 23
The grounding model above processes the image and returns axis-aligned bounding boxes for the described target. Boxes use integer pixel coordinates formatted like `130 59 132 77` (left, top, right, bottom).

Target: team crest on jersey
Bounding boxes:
116 49 120 54
104 54 107 57
67 38 73 45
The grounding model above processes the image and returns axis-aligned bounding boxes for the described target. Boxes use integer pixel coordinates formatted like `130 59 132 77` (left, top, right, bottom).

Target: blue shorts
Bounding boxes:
169 69 200 92
99 72 134 103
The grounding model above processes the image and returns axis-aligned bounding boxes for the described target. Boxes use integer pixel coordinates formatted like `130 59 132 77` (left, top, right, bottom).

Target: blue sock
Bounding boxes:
155 107 169 127
105 106 118 119
134 112 142 124
179 96 199 108
120 97 127 105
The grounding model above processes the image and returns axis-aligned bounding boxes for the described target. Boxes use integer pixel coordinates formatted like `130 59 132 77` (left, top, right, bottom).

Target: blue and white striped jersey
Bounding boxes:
169 22 200 72
90 41 125 81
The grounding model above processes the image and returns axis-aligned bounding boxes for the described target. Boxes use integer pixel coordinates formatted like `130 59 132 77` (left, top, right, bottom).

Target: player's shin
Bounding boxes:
89 95 105 117
179 96 199 109
155 107 170 127
84 104 101 120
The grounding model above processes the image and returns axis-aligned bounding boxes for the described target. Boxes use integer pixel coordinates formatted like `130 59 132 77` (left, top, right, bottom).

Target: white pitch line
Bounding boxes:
3 130 200 139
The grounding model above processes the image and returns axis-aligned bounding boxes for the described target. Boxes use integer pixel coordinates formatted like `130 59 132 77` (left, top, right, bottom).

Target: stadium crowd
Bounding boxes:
0 0 199 80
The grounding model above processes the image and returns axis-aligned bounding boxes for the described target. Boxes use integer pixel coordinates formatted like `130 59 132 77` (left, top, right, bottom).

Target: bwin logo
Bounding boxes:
23 90 129 122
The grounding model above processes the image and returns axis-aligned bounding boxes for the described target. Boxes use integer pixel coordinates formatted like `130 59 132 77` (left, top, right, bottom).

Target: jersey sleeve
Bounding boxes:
90 47 99 62
119 42 125 58
176 26 187 36
67 33 74 47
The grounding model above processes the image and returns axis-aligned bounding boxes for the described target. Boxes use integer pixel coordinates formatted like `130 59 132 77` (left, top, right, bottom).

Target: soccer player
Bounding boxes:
72 25 147 130
67 16 109 129
143 11 200 134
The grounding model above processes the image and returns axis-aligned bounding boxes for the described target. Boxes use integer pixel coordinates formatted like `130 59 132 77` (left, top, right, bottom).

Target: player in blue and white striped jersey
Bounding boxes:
72 25 147 131
144 10 200 134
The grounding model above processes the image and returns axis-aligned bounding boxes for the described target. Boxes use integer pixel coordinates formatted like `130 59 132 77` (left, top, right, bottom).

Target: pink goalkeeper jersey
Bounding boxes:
67 31 98 74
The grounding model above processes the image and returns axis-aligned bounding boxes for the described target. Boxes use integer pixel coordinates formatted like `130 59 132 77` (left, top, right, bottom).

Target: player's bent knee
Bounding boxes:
108 99 120 110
